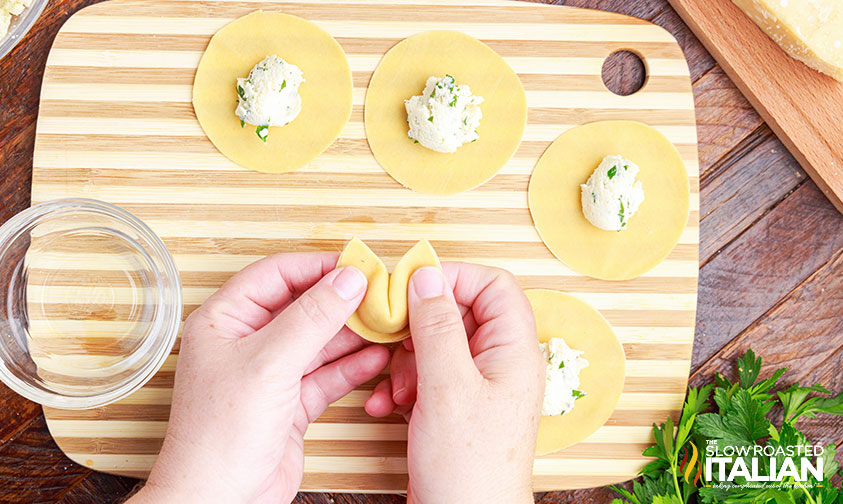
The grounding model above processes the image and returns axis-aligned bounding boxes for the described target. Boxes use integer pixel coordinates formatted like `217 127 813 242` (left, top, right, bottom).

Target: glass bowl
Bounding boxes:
0 199 182 409
0 0 48 61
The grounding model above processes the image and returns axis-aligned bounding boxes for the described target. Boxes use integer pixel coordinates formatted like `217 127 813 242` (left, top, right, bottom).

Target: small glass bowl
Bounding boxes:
0 199 182 409
0 0 48 61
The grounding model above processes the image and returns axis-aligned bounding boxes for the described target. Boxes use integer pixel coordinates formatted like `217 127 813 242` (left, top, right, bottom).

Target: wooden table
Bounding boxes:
1 0 841 502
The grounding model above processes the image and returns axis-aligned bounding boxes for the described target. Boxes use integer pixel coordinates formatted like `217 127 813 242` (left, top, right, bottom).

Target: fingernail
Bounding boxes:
392 372 406 402
412 267 444 299
332 267 367 301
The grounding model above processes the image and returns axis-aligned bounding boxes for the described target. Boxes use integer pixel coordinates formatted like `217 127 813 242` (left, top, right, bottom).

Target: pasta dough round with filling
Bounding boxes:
192 11 352 173
364 30 527 194
528 121 690 281
337 238 441 343
526 289 625 456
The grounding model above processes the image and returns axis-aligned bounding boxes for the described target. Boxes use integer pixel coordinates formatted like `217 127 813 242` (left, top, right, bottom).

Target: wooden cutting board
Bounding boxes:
32 0 699 492
667 0 843 214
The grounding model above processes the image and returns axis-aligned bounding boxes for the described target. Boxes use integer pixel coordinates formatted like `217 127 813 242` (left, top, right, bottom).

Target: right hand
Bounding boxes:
365 263 545 504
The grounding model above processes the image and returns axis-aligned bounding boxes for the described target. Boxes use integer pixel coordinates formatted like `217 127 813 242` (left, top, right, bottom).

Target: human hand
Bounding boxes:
130 253 389 504
365 263 544 504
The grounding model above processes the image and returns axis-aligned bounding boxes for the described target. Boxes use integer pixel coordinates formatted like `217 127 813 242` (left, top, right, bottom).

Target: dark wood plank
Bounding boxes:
694 66 762 179
0 416 93 503
537 485 623 503
691 248 843 395
694 180 843 369
699 125 806 262
0 388 41 447
57 472 139 504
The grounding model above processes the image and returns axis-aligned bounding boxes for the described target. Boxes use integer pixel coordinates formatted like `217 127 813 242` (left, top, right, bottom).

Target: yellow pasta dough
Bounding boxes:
192 11 352 173
337 238 441 343
526 289 625 456
528 121 690 280
364 31 527 194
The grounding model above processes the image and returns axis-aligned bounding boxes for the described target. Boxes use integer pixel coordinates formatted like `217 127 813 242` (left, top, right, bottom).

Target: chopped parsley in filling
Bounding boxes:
404 75 484 153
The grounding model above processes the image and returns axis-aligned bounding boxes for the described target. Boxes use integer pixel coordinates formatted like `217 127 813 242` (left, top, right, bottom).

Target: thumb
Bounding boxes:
247 266 368 376
407 267 479 388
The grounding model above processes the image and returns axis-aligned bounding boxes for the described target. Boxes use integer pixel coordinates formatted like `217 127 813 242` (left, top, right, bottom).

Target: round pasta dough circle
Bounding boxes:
527 289 625 456
528 121 690 280
192 11 352 173
365 31 527 194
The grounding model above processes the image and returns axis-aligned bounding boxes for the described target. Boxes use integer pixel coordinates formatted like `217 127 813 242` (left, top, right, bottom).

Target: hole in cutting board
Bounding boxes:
601 50 647 96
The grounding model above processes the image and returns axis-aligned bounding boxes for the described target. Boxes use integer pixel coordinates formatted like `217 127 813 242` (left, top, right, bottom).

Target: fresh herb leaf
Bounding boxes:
592 192 597 203
608 165 618 179
779 384 843 424
236 85 246 101
619 199 625 226
572 390 585 399
612 349 843 504
428 115 433 122
449 95 457 107
737 349 762 388
684 385 714 418
431 87 436 98
653 496 683 504
558 361 565 369
255 124 269 142
280 80 286 91
696 389 772 448
624 164 629 170
819 442 840 480
240 119 245 128
414 140 419 144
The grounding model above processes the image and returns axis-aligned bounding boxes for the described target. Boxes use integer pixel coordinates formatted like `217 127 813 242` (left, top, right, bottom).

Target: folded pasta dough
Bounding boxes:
337 238 441 343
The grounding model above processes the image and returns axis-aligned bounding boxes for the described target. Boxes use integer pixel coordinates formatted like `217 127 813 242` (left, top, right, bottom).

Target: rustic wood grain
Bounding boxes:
693 66 761 179
666 0 843 213
1 0 842 502
694 180 843 369
699 125 805 262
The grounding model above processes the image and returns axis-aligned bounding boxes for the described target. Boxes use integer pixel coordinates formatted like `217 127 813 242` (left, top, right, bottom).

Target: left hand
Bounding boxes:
129 253 389 504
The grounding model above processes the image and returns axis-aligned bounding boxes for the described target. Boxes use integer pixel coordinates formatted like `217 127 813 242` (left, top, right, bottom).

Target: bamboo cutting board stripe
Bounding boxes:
33 0 699 492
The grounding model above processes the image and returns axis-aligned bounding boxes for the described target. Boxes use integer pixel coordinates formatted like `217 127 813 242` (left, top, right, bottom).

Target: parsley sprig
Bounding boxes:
611 349 843 504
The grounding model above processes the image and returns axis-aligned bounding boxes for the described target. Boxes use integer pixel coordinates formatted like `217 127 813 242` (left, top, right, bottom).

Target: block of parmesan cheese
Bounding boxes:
731 0 843 82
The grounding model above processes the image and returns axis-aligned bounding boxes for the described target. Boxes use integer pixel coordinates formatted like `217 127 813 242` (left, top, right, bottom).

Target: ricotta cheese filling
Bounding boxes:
580 154 645 231
235 55 305 142
540 337 589 416
404 75 483 153
1 0 33 38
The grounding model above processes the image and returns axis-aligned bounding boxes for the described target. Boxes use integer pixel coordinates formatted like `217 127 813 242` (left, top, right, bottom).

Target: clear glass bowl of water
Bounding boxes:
0 199 182 409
